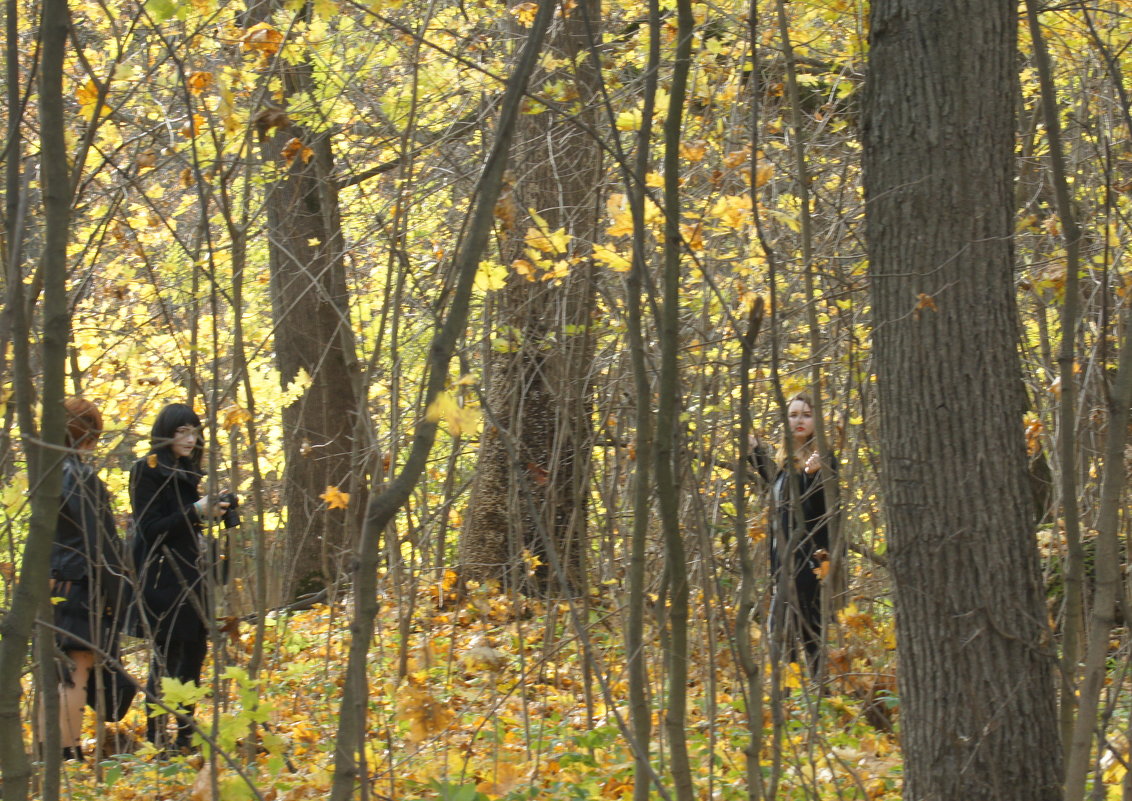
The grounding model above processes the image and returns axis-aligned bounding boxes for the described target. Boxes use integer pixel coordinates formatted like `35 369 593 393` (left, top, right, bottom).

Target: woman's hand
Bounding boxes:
193 495 231 521
803 451 822 474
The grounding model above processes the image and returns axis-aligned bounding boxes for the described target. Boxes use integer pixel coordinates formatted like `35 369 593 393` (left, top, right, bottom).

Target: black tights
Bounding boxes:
772 564 824 676
145 634 207 748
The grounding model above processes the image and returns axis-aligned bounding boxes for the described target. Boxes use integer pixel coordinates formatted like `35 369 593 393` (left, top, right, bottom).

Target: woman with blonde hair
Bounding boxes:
750 393 838 675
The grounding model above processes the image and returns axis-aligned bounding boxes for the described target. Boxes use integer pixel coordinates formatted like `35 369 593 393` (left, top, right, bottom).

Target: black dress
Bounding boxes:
751 446 838 671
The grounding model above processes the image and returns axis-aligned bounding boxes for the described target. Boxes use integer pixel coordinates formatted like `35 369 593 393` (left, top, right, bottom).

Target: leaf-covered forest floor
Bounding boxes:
28 574 1119 801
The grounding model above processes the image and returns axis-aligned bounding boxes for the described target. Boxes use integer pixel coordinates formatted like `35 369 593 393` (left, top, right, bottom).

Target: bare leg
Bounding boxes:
59 649 94 749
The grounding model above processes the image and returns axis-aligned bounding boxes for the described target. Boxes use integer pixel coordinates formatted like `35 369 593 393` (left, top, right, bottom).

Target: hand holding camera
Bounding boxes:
193 492 241 528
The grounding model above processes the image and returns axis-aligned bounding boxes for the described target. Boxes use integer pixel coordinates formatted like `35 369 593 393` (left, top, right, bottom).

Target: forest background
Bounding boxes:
0 0 1130 799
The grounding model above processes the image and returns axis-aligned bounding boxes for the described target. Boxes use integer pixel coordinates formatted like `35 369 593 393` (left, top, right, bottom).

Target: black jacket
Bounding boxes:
750 446 837 574
129 449 210 640
51 454 126 608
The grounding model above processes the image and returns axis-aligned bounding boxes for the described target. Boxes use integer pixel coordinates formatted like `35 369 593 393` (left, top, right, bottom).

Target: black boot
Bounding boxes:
61 745 84 762
174 705 196 753
146 713 167 748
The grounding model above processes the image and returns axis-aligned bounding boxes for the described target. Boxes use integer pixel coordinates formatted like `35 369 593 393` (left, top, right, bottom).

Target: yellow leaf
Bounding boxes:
475 260 508 292
426 391 481 436
282 367 311 407
319 485 350 510
615 109 641 131
524 222 570 255
221 404 252 431
593 243 631 272
509 1 538 25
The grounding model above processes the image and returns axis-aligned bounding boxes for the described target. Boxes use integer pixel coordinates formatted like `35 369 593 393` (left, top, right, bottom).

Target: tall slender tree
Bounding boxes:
861 2 1062 799
0 0 72 796
460 0 603 594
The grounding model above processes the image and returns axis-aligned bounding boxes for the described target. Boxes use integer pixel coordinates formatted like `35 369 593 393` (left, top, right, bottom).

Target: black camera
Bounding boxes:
218 491 241 529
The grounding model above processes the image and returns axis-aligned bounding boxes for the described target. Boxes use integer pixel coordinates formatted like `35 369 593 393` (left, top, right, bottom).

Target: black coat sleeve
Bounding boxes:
749 444 775 485
60 460 127 608
129 460 201 552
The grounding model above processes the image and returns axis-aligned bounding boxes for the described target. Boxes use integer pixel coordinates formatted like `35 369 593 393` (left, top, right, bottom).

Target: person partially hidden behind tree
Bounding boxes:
41 398 133 762
749 393 839 678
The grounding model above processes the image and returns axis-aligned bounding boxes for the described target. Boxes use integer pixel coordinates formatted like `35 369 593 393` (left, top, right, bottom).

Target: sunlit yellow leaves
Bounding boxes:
75 79 103 122
509 1 538 25
708 194 752 230
475 260 508 292
319 485 350 510
615 109 642 131
222 405 252 431
524 209 570 256
312 0 339 19
605 193 662 237
524 223 570 256
593 243 631 272
397 685 454 742
282 367 311 408
187 71 213 96
426 391 481 437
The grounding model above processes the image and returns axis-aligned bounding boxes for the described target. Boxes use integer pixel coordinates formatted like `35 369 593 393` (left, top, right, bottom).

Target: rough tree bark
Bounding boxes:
250 3 365 599
861 1 1063 800
460 0 602 594
0 0 71 796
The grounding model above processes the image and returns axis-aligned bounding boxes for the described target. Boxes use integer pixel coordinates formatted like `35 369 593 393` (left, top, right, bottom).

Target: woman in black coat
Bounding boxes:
45 398 128 761
129 403 232 750
750 394 838 676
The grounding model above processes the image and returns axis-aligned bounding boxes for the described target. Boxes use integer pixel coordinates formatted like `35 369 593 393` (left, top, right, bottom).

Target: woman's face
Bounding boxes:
787 399 814 443
171 425 200 459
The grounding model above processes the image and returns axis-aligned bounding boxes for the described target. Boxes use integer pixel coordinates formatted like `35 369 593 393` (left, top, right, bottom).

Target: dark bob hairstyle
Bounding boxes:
149 403 203 468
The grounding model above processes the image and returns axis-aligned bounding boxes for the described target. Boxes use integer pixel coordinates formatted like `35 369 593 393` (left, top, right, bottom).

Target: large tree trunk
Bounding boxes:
861 2 1063 800
460 0 602 595
251 5 365 599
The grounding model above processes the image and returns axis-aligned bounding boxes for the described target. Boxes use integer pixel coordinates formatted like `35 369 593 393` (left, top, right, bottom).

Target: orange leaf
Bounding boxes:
280 137 314 168
187 71 213 96
319 485 350 510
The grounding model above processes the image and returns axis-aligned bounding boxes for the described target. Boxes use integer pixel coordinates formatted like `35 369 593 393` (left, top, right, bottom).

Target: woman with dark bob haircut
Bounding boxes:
43 398 129 761
129 402 234 751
